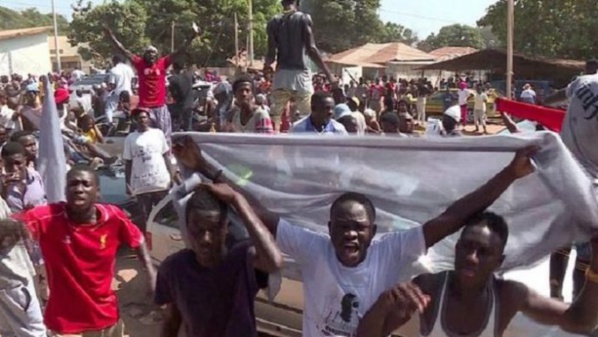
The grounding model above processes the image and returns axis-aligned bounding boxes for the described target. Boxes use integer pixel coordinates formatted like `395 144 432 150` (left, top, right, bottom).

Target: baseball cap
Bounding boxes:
333 104 352 120
444 105 461 123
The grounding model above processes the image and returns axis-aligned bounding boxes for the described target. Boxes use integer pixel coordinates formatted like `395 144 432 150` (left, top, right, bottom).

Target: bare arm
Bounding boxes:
160 303 182 337
302 15 333 83
163 153 181 185
501 113 520 134
93 124 105 144
124 159 132 195
206 184 283 273
135 241 157 293
518 239 598 334
543 88 568 107
169 32 199 60
103 27 134 60
264 20 277 69
172 136 280 234
422 147 537 249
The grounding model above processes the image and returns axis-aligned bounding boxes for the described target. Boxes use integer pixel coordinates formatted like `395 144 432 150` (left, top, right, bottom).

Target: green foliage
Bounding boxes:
419 24 485 52
69 0 150 64
478 0 598 59
377 22 418 45
0 6 69 35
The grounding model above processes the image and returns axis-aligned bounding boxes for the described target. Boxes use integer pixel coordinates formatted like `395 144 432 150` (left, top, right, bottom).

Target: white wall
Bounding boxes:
0 33 52 76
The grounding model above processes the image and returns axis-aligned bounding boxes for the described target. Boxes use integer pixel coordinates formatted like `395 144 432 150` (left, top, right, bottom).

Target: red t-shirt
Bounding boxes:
17 203 143 333
131 55 171 108
370 84 384 100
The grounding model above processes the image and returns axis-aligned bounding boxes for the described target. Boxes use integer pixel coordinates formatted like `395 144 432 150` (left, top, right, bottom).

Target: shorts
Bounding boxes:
575 242 592 262
271 89 312 126
145 105 172 146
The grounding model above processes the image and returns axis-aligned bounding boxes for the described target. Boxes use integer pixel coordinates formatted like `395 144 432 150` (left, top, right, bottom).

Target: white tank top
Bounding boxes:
421 272 498 337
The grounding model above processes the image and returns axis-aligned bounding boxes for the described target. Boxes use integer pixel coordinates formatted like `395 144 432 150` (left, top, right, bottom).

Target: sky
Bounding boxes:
5 0 497 38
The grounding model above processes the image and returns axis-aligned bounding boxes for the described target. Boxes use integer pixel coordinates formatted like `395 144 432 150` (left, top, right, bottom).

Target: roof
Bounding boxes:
0 27 52 42
429 47 478 61
328 43 436 68
419 49 584 83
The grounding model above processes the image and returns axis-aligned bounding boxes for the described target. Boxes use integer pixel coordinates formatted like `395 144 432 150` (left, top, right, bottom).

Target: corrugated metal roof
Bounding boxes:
429 47 478 61
0 27 53 42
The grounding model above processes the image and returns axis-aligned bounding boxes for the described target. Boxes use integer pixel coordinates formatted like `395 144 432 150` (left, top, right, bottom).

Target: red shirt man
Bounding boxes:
16 166 155 335
131 54 170 108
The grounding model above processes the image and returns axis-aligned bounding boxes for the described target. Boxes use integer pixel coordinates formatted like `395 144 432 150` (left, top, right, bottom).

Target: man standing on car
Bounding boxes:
104 26 199 144
265 0 335 131
16 165 156 336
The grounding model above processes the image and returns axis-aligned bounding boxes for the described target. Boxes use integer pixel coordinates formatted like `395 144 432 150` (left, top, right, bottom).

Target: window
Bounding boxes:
50 49 64 54
154 201 179 229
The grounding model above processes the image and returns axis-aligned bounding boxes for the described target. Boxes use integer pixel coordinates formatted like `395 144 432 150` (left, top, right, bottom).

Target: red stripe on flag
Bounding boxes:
496 98 566 132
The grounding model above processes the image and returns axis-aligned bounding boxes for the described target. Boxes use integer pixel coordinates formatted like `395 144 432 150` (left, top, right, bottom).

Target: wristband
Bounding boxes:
585 268 598 284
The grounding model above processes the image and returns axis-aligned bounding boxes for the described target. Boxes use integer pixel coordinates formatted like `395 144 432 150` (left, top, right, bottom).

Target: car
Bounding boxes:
425 88 502 122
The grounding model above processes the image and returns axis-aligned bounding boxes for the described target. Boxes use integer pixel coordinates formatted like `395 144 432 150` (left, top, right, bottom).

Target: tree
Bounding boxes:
477 0 598 60
0 6 69 34
378 22 418 45
68 0 280 67
69 0 150 65
419 24 485 52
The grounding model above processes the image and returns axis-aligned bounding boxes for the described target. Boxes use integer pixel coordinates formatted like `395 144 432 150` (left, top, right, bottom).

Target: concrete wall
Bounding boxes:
0 33 52 76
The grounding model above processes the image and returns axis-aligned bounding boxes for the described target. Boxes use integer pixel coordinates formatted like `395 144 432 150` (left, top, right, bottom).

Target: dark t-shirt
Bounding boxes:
267 11 311 71
155 241 264 337
168 72 194 110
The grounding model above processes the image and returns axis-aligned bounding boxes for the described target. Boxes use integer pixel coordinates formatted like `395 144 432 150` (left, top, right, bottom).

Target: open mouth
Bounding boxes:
343 243 360 254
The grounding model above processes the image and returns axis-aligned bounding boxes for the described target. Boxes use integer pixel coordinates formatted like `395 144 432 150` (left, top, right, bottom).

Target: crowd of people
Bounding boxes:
1 0 598 336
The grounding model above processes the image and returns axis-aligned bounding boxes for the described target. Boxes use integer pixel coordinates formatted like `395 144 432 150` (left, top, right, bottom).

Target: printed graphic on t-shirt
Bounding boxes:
572 83 598 120
318 293 361 336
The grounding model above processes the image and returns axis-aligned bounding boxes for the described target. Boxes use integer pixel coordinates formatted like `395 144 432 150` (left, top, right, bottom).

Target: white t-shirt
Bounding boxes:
75 95 93 116
561 73 598 178
276 219 426 337
123 128 171 195
458 89 470 106
0 105 17 129
71 69 86 81
474 92 488 111
110 62 135 95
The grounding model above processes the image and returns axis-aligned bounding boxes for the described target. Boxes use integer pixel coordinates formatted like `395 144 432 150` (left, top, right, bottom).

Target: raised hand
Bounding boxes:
506 146 539 179
379 282 431 319
172 135 206 171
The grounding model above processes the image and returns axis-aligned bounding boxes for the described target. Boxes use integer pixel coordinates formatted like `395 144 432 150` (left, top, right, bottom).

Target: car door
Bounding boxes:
145 194 186 264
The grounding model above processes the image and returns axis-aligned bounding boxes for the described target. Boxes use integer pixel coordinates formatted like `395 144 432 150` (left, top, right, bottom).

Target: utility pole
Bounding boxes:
248 0 254 67
234 13 240 67
171 21 175 53
506 0 514 99
51 0 61 73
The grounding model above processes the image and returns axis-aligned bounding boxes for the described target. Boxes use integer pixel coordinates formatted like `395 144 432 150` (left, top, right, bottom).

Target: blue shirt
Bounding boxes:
290 116 348 135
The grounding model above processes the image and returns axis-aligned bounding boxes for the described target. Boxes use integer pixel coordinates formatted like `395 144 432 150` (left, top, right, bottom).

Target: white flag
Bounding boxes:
38 78 67 203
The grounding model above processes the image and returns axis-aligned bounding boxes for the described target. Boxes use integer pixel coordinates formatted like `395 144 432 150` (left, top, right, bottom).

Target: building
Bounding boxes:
327 42 438 81
429 47 478 62
49 35 93 73
0 26 53 76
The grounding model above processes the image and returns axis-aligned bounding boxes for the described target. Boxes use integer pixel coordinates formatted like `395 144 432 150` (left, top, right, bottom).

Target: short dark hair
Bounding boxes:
186 187 228 225
172 62 184 71
113 54 125 64
330 192 376 223
380 112 400 126
462 211 509 249
10 131 33 143
311 91 332 107
67 164 99 186
232 75 254 94
1 141 26 158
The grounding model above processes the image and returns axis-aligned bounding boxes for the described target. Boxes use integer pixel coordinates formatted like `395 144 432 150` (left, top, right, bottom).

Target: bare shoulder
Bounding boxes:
496 278 531 312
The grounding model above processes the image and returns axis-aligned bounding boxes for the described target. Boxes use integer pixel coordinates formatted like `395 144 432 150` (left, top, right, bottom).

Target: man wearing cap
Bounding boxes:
441 105 463 137
104 26 200 144
265 0 335 132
